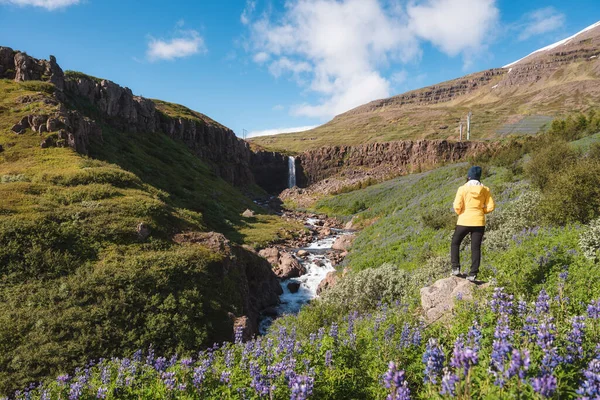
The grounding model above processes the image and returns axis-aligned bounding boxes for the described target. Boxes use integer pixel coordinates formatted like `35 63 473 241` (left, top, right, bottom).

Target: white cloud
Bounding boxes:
0 0 79 10
517 7 565 41
253 51 270 63
247 125 318 138
241 0 256 25
147 30 206 62
407 0 499 57
391 70 408 84
246 0 499 119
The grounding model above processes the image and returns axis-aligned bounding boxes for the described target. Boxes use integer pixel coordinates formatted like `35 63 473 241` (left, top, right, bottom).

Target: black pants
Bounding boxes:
451 225 485 276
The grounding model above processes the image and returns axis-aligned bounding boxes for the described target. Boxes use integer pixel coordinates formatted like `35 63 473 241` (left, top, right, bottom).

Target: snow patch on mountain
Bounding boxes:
503 20 600 68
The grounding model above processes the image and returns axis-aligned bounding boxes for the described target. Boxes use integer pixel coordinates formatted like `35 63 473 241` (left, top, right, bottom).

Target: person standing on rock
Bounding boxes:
451 166 495 282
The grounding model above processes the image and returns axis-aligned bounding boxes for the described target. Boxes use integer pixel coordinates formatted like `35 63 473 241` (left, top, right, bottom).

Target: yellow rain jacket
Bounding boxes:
453 182 495 226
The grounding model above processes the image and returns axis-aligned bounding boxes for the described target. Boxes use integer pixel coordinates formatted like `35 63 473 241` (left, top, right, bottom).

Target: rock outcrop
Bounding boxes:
173 232 282 337
332 234 355 251
0 47 292 189
297 140 491 186
0 47 64 90
420 276 490 322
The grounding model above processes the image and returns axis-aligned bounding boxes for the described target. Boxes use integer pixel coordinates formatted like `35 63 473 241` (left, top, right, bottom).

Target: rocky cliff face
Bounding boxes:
296 140 490 186
251 151 290 193
0 47 288 188
347 69 505 115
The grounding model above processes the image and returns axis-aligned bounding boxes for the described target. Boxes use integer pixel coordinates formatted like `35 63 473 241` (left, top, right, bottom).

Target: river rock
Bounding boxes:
242 209 255 218
420 276 490 322
274 253 306 279
316 271 338 295
332 234 355 251
297 249 309 258
319 227 332 236
258 247 280 266
287 282 301 293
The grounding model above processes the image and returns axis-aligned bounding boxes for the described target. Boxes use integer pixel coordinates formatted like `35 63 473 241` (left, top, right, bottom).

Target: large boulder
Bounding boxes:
420 277 489 322
258 247 280 266
275 253 306 279
316 271 338 295
332 234 355 251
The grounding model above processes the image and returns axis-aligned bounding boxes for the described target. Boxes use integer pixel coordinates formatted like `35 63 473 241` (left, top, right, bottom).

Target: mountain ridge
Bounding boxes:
251 20 600 153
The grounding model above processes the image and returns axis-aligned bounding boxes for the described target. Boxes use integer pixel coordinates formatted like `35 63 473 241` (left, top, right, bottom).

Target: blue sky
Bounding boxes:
1 0 599 138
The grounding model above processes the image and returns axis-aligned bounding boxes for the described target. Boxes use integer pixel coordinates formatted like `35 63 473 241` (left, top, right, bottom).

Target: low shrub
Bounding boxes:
525 140 577 190
580 218 600 260
420 205 456 230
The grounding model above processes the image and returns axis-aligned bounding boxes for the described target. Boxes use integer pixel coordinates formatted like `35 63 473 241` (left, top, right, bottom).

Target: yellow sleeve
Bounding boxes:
484 189 495 214
453 187 464 215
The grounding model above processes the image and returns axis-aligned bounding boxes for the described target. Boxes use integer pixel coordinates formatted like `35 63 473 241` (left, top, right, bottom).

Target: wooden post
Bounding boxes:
467 111 472 141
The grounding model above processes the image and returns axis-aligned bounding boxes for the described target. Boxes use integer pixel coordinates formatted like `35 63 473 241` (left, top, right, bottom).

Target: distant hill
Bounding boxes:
251 21 600 153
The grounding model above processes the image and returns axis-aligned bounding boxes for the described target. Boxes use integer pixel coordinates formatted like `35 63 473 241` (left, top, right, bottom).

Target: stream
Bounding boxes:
258 217 350 334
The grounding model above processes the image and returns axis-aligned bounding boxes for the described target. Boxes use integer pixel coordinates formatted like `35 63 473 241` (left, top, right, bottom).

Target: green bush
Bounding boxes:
420 205 456 230
525 139 577 190
322 257 448 313
579 218 600 260
540 159 600 224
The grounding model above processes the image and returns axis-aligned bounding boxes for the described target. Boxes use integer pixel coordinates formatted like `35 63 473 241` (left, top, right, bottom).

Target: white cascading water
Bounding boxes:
288 156 296 188
258 218 352 334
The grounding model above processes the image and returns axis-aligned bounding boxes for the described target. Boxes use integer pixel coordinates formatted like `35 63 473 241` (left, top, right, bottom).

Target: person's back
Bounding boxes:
451 167 495 281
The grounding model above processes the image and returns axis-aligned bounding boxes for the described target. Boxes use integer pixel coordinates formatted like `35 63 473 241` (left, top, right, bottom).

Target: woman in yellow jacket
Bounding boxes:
451 166 495 281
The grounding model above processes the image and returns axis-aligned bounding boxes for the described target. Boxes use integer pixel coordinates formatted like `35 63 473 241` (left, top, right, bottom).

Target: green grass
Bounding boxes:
0 79 302 392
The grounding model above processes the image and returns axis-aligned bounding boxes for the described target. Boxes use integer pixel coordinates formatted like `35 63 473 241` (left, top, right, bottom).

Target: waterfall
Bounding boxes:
288 156 297 188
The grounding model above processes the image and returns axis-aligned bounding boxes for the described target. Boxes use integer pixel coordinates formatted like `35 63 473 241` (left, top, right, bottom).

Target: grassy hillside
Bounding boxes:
13 114 600 399
0 78 301 393
251 59 600 153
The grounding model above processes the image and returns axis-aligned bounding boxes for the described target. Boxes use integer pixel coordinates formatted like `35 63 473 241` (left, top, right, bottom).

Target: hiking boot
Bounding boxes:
451 267 460 276
466 275 477 282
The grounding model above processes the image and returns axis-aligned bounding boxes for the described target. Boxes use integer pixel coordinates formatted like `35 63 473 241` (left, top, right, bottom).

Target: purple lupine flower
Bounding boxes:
309 333 316 345
289 374 314 400
506 349 530 382
96 387 108 399
250 362 272 396
68 381 83 400
516 300 528 317
412 324 422 347
325 350 333 368
490 315 513 387
382 362 411 400
57 374 70 386
423 338 445 384
162 372 176 391
537 319 562 373
181 358 194 369
220 371 231 384
577 359 600 399
224 349 234 369
132 349 142 363
467 321 482 350
146 345 155 366
587 299 600 319
523 315 538 339
566 316 586 363
440 370 459 397
536 289 551 314
385 324 395 343
168 354 178 368
450 336 478 376
235 325 244 344
490 287 514 315
192 359 210 390
329 323 339 341
317 327 325 341
399 323 411 349
154 357 167 372
40 389 50 400
531 374 557 398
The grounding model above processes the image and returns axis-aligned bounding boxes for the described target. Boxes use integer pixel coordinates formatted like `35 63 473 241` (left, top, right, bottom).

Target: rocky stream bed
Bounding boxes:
256 211 355 334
